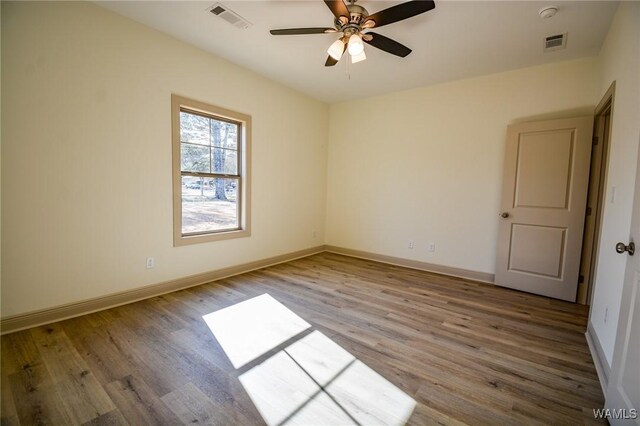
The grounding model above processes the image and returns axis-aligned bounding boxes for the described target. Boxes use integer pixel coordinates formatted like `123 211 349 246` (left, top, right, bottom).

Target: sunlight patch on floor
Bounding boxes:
239 349 354 425
202 293 310 368
204 294 416 425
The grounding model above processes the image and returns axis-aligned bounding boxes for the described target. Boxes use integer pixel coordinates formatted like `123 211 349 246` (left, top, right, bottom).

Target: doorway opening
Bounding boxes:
577 81 615 305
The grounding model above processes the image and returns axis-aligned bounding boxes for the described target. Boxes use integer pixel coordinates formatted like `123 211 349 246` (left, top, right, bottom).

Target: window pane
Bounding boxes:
182 177 239 234
180 111 210 145
181 144 210 173
212 148 238 175
211 120 238 150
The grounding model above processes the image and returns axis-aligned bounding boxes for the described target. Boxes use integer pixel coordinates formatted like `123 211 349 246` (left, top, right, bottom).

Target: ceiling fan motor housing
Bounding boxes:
335 4 369 29
348 4 368 24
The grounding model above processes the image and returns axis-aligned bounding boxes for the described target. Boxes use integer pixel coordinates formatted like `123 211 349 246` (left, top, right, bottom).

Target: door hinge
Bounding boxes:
592 136 599 146
586 206 592 216
578 274 584 284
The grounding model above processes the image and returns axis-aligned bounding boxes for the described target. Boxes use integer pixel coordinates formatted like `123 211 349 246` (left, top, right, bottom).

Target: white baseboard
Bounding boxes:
324 245 495 284
585 321 610 394
0 246 325 335
1 245 497 335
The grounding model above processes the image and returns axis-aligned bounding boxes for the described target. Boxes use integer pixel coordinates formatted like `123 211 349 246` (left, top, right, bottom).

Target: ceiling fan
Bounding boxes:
270 0 436 66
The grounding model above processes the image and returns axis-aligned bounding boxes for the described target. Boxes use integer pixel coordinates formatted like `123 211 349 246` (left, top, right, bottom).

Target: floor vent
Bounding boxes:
208 3 252 30
544 33 567 52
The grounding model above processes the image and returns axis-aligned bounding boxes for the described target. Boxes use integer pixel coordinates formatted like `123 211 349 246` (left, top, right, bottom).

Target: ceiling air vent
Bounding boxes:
544 33 567 52
208 3 252 30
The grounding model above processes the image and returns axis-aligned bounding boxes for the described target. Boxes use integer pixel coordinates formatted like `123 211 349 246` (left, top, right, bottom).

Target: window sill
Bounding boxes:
174 228 251 247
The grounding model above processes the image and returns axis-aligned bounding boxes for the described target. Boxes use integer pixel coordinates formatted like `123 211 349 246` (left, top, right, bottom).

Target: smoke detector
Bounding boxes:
538 6 558 19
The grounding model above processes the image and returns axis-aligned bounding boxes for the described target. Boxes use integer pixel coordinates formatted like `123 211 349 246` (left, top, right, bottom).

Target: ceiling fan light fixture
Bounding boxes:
347 33 365 56
270 0 437 67
351 50 366 64
327 38 345 61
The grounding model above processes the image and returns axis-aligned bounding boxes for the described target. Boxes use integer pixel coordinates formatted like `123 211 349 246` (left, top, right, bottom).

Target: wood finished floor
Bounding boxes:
1 253 604 425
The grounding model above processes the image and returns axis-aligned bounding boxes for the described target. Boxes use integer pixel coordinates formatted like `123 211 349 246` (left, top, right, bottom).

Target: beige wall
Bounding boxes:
326 58 598 274
589 1 640 366
1 2 328 317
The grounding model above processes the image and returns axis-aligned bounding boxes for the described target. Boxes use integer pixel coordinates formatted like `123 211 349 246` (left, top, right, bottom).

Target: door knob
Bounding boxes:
615 242 635 256
500 212 510 218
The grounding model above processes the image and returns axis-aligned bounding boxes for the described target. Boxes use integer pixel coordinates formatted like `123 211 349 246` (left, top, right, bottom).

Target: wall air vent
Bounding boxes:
544 33 567 52
207 3 252 30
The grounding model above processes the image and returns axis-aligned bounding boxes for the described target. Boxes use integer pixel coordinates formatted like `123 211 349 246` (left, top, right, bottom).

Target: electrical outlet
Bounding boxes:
604 307 609 324
428 242 436 252
408 240 414 249
146 257 155 269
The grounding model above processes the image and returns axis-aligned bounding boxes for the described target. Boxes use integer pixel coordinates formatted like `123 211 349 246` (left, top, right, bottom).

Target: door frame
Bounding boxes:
578 82 616 305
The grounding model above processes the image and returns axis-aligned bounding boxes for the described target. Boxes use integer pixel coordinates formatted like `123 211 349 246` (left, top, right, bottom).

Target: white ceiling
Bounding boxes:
96 0 618 104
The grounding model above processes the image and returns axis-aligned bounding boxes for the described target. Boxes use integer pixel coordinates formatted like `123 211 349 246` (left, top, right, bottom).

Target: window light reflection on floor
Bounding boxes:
240 349 354 425
202 293 311 369
204 294 416 426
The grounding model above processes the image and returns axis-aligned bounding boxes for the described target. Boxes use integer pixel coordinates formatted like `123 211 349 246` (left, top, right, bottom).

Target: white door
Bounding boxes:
605 142 640 424
495 117 594 302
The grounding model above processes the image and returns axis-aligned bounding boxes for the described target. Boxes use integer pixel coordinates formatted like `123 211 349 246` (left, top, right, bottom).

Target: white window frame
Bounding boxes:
172 94 251 246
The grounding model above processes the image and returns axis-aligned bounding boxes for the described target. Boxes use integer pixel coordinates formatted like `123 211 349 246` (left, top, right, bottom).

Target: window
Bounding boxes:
172 95 251 246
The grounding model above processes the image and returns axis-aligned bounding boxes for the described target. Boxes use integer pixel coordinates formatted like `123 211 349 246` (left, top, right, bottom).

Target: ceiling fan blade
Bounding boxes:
324 0 350 21
325 55 340 67
364 32 412 57
270 28 337 35
365 0 435 28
